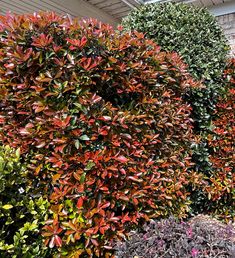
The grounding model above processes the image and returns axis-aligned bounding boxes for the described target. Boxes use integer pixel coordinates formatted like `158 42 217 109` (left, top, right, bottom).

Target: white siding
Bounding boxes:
0 0 118 26
217 13 235 56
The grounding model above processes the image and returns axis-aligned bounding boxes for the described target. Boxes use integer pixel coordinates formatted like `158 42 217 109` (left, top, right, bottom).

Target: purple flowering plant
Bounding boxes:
115 217 235 258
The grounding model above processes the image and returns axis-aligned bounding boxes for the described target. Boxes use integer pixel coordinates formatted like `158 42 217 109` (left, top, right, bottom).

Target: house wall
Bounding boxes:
0 0 118 27
217 13 235 55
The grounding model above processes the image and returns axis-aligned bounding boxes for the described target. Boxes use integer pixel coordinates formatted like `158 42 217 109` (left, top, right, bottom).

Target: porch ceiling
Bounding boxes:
84 0 141 20
84 0 235 20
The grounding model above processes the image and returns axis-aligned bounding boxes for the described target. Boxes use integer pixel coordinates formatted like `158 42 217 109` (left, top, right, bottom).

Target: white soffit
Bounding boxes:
143 0 235 16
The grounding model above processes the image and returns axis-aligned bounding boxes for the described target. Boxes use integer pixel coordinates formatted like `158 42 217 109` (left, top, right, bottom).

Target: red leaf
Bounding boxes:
80 36 87 47
115 155 128 163
100 202 110 209
54 235 62 247
128 176 143 183
76 197 83 209
99 116 112 121
100 187 109 192
32 34 53 48
109 216 120 222
0 116 5 124
91 238 99 246
19 128 30 136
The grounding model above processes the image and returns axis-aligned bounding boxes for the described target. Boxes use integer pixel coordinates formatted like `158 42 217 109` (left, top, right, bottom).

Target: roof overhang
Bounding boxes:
209 1 235 16
142 0 235 16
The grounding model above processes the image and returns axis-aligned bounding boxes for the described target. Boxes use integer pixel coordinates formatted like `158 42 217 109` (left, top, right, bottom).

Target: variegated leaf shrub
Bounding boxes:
0 12 201 257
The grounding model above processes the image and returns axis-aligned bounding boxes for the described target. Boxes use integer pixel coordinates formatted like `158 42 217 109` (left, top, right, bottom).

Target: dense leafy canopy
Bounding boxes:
122 2 229 131
0 10 233 257
188 59 235 219
205 59 235 219
0 12 201 257
122 4 232 216
122 2 228 82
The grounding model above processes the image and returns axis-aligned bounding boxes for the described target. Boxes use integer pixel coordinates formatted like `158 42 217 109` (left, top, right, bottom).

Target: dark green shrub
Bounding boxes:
122 2 229 130
0 12 201 257
122 2 228 83
115 216 235 258
0 145 50 257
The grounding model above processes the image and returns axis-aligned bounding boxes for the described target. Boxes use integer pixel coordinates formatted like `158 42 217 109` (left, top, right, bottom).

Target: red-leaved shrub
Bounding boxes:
0 12 200 257
206 58 235 219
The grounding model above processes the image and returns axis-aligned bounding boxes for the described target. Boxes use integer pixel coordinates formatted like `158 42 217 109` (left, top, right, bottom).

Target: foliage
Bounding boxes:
0 12 201 257
188 59 235 218
122 3 231 216
122 2 228 83
122 2 229 130
115 216 235 258
0 145 50 258
203 58 235 219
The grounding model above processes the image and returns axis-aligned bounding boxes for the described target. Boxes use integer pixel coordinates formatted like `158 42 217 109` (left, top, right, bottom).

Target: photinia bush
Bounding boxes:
0 12 201 257
122 3 232 217
204 59 235 219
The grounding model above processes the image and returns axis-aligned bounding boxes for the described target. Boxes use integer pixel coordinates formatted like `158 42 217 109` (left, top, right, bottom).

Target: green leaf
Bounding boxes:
74 140 80 149
80 173 86 184
79 135 90 141
84 161 95 171
15 148 20 159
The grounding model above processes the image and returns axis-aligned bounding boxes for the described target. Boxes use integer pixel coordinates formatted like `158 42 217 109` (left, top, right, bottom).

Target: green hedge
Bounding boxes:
0 145 50 257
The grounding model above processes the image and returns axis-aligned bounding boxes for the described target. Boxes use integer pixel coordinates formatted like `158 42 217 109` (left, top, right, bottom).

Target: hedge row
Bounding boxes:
122 3 232 218
0 9 233 258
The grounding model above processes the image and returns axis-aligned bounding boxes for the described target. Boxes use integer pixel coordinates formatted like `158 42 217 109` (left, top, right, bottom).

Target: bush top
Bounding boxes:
122 2 229 82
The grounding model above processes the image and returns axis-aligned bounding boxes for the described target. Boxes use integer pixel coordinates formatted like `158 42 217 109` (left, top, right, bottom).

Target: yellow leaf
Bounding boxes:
3 204 13 209
52 173 61 182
